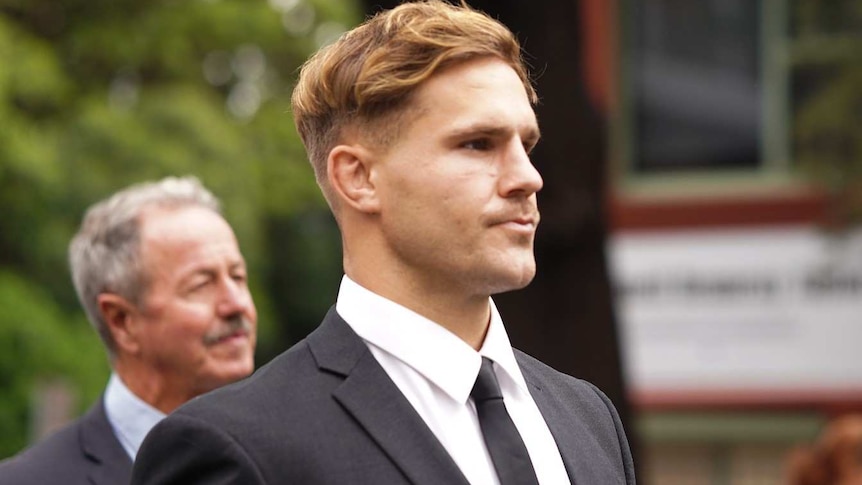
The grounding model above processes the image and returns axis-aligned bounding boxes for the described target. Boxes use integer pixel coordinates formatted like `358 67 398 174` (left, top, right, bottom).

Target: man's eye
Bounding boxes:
462 139 491 151
187 277 212 292
188 282 208 293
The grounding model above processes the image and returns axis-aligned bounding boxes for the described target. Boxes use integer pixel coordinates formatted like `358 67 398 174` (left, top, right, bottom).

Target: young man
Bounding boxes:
0 176 257 484
132 2 635 484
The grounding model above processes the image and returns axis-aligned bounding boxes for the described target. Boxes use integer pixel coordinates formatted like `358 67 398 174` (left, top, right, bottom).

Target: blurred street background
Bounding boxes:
1 1 860 483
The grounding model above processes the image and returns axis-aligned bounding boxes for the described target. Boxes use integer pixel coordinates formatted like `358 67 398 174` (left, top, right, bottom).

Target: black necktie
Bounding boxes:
471 357 540 485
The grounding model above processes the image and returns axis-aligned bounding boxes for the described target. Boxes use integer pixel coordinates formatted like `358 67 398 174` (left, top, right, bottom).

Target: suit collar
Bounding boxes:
519 370 580 483
517 351 624 484
78 398 133 484
307 306 377 376
307 307 470 485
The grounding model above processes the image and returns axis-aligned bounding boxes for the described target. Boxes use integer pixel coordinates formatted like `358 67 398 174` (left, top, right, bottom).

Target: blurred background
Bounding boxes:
1 0 860 484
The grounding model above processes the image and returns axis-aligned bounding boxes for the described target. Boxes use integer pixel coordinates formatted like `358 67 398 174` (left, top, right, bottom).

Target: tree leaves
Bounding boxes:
0 0 359 456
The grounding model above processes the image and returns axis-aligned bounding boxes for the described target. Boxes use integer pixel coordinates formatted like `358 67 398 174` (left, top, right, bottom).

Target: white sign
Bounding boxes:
609 225 862 406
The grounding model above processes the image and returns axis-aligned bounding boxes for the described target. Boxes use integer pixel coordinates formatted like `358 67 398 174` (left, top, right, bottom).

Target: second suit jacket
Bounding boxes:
132 307 636 484
0 397 132 485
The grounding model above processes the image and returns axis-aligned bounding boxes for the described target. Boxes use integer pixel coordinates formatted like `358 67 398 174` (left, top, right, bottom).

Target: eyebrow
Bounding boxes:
446 122 542 145
182 259 246 280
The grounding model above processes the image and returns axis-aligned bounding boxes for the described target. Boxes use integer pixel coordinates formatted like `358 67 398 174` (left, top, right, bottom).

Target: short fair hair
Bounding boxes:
291 0 536 208
68 176 221 358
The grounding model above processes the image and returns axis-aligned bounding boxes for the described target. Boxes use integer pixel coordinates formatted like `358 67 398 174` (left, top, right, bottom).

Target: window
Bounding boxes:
630 0 762 173
613 0 861 227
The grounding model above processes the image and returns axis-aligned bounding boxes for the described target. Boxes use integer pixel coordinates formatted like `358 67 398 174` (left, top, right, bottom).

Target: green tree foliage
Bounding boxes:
0 0 359 457
0 271 107 457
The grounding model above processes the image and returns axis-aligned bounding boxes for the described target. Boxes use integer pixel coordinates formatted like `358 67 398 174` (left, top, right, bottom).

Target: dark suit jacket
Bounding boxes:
132 307 635 484
0 398 132 485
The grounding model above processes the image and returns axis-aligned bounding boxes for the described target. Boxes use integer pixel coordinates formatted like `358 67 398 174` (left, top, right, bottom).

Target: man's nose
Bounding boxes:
499 141 543 197
217 277 251 317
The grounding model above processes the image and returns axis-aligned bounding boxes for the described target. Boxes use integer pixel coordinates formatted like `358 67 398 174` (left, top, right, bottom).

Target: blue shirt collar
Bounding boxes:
103 373 166 460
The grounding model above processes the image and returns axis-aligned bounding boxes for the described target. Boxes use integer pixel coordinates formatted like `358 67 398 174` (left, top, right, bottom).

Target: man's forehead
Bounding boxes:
137 207 235 258
138 204 221 235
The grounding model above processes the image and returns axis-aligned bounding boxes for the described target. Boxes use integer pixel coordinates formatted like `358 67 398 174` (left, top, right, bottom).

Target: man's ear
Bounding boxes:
98 293 142 355
327 144 381 214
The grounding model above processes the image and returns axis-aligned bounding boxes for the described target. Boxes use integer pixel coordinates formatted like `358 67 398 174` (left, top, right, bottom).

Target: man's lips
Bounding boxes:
510 216 537 226
489 213 540 229
223 329 248 341
205 328 250 346
496 220 537 236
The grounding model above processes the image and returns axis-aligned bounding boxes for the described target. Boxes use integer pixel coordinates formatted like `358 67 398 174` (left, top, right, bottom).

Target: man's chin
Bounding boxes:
209 360 255 386
484 266 536 295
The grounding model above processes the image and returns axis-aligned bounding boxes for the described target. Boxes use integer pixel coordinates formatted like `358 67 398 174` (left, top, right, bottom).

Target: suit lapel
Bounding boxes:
517 353 623 485
78 399 133 485
525 378 583 483
308 308 469 485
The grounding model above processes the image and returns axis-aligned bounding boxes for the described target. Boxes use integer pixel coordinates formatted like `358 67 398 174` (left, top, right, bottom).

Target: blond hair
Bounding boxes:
291 0 535 208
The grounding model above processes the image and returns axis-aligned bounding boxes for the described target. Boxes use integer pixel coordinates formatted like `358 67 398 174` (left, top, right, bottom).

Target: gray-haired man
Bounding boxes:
0 176 257 484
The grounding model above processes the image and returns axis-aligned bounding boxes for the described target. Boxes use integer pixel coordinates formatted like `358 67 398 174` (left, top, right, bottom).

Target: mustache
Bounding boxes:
202 315 253 346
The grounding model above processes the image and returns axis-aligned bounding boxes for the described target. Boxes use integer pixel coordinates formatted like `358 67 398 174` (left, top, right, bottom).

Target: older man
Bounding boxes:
0 176 257 484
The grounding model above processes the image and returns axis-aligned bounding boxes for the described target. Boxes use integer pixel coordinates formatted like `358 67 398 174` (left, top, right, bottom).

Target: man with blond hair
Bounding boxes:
0 176 257 484
133 2 635 484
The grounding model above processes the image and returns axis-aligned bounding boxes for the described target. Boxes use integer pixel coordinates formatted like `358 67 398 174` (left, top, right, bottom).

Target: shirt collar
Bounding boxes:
103 373 166 460
480 300 531 395
335 275 529 404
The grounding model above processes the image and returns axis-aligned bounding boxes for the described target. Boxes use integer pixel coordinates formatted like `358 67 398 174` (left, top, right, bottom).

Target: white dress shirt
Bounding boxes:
336 275 570 485
103 373 166 460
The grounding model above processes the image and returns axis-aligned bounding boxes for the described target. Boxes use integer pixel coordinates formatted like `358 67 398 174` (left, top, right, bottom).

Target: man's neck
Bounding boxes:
112 361 189 414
